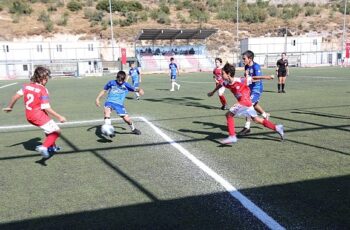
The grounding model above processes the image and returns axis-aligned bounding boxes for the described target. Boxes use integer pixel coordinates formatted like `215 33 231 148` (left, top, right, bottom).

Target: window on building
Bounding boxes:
37 44 43 52
3 45 9 52
291 40 296 46
56 44 62 52
313 39 317 45
23 65 28 71
88 44 94 51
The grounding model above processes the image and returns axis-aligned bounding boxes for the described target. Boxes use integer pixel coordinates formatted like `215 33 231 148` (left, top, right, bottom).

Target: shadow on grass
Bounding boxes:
143 97 219 110
1 175 349 229
7 137 41 151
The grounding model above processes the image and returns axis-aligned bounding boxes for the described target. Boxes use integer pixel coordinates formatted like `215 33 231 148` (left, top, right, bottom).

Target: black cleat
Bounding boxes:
282 90 286 93
237 128 251 136
132 128 141 135
221 105 228 110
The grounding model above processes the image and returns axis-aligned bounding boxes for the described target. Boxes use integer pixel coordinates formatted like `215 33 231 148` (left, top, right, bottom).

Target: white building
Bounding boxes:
240 36 339 67
0 40 102 79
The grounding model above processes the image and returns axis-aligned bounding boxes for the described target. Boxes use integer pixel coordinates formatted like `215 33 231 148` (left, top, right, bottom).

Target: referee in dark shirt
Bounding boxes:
276 52 289 93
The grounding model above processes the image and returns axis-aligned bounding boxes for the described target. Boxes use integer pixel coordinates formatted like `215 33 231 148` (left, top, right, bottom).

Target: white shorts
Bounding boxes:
40 119 60 134
217 86 225 96
229 104 258 118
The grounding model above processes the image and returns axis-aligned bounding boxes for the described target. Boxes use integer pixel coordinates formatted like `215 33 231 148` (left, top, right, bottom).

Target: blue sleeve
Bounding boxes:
128 70 132 76
174 63 178 68
169 64 171 69
253 64 262 76
103 81 111 90
124 82 135 92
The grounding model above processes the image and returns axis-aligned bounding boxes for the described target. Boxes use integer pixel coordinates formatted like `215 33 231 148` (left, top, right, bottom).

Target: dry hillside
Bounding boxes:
0 0 348 58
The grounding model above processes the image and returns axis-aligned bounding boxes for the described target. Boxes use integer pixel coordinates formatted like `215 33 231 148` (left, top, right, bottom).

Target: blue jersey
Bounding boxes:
245 62 263 93
104 80 135 105
129 67 140 84
169 63 178 76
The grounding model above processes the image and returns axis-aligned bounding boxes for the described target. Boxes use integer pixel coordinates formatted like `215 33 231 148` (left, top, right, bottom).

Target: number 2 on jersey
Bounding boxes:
26 93 34 110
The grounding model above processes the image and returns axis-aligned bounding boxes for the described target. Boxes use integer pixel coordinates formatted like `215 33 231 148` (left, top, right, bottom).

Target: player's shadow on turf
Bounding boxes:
144 97 219 110
87 125 127 143
291 111 350 119
8 137 42 151
263 90 278 93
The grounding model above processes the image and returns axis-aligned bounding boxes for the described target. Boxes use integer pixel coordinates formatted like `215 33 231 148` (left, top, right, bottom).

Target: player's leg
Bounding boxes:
217 86 227 110
122 115 141 135
252 116 284 140
170 76 175 91
277 73 282 93
134 79 140 99
220 104 247 144
38 120 61 158
103 104 113 125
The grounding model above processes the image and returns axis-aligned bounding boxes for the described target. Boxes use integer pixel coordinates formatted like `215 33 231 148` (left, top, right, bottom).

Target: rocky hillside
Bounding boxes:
0 0 348 58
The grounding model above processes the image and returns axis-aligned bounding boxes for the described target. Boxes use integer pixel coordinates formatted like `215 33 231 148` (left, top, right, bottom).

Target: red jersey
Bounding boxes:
17 83 51 126
223 78 252 107
213 67 224 84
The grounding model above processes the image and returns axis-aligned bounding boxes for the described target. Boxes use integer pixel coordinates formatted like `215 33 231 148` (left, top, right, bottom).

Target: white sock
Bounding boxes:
129 122 135 131
135 92 140 97
262 112 267 119
171 82 175 90
104 118 111 125
244 121 251 129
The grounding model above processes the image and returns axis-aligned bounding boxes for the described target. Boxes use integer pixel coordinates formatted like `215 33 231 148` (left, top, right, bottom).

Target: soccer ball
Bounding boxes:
101 124 115 138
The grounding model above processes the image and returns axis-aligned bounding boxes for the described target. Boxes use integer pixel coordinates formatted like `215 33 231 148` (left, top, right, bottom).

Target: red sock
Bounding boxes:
219 95 227 106
43 132 60 148
263 119 276 130
226 116 236 136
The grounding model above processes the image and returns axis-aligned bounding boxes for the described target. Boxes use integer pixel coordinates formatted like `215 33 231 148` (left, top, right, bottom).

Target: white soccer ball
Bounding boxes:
101 124 115 137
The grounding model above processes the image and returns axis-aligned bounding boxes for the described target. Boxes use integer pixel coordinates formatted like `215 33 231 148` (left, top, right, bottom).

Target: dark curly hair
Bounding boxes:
222 62 236 77
31 66 51 83
116 70 126 82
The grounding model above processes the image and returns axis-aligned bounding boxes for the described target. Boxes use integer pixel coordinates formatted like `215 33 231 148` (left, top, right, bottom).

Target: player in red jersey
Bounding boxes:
208 63 284 144
3 66 66 158
213 58 228 110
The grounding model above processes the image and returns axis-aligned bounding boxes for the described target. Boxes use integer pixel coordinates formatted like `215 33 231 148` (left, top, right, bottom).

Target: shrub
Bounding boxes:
9 0 33 15
84 8 104 22
57 11 69 26
96 0 143 12
267 5 278 17
45 19 54 32
67 0 82 12
38 10 50 22
157 11 170 24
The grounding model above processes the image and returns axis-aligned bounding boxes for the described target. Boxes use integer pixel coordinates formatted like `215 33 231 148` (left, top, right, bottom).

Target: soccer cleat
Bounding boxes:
237 128 251 136
282 90 286 93
35 145 50 158
132 128 141 135
276 124 284 141
48 146 61 153
136 96 140 100
220 135 238 144
221 105 228 110
265 113 270 120
177 84 181 90
109 133 116 138
278 90 281 93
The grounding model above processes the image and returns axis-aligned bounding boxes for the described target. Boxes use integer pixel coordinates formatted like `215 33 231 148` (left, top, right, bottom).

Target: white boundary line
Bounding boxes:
0 116 285 229
0 82 17 89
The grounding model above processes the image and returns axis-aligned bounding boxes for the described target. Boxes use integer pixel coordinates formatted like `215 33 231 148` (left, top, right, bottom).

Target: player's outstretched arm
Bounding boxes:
208 84 222 97
45 108 66 123
2 93 22 113
95 90 106 107
252 75 275 80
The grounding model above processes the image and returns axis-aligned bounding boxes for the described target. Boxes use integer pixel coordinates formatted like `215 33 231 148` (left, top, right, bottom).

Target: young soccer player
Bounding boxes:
169 57 180 91
213 57 228 110
208 63 284 144
127 61 142 100
95 70 143 135
239 50 270 136
3 66 66 158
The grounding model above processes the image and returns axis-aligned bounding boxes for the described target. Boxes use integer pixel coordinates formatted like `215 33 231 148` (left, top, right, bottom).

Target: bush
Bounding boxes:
57 11 69 26
67 0 82 12
157 12 171 24
267 5 278 17
304 6 315 16
96 0 143 12
38 10 50 22
84 8 104 22
160 3 170 14
9 0 33 15
45 19 54 32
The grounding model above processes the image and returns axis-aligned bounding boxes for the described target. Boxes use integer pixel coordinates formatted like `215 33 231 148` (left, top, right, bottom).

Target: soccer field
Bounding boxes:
0 67 349 229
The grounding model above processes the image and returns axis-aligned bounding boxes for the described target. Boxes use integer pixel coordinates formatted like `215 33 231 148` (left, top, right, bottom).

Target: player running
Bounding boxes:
95 70 143 135
127 61 142 100
238 50 270 136
208 62 284 144
213 58 228 110
169 57 180 91
3 66 66 158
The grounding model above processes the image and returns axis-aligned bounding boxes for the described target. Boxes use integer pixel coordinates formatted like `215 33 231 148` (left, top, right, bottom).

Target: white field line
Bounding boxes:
0 83 17 89
138 116 285 230
0 116 285 229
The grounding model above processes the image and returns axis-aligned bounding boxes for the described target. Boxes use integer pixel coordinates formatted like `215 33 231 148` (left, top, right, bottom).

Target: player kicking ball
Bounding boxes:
95 70 143 137
208 63 284 144
3 66 66 158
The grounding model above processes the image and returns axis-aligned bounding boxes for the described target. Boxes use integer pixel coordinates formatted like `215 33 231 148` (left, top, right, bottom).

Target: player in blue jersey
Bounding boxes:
127 62 142 100
95 71 144 135
169 57 180 91
238 50 270 136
